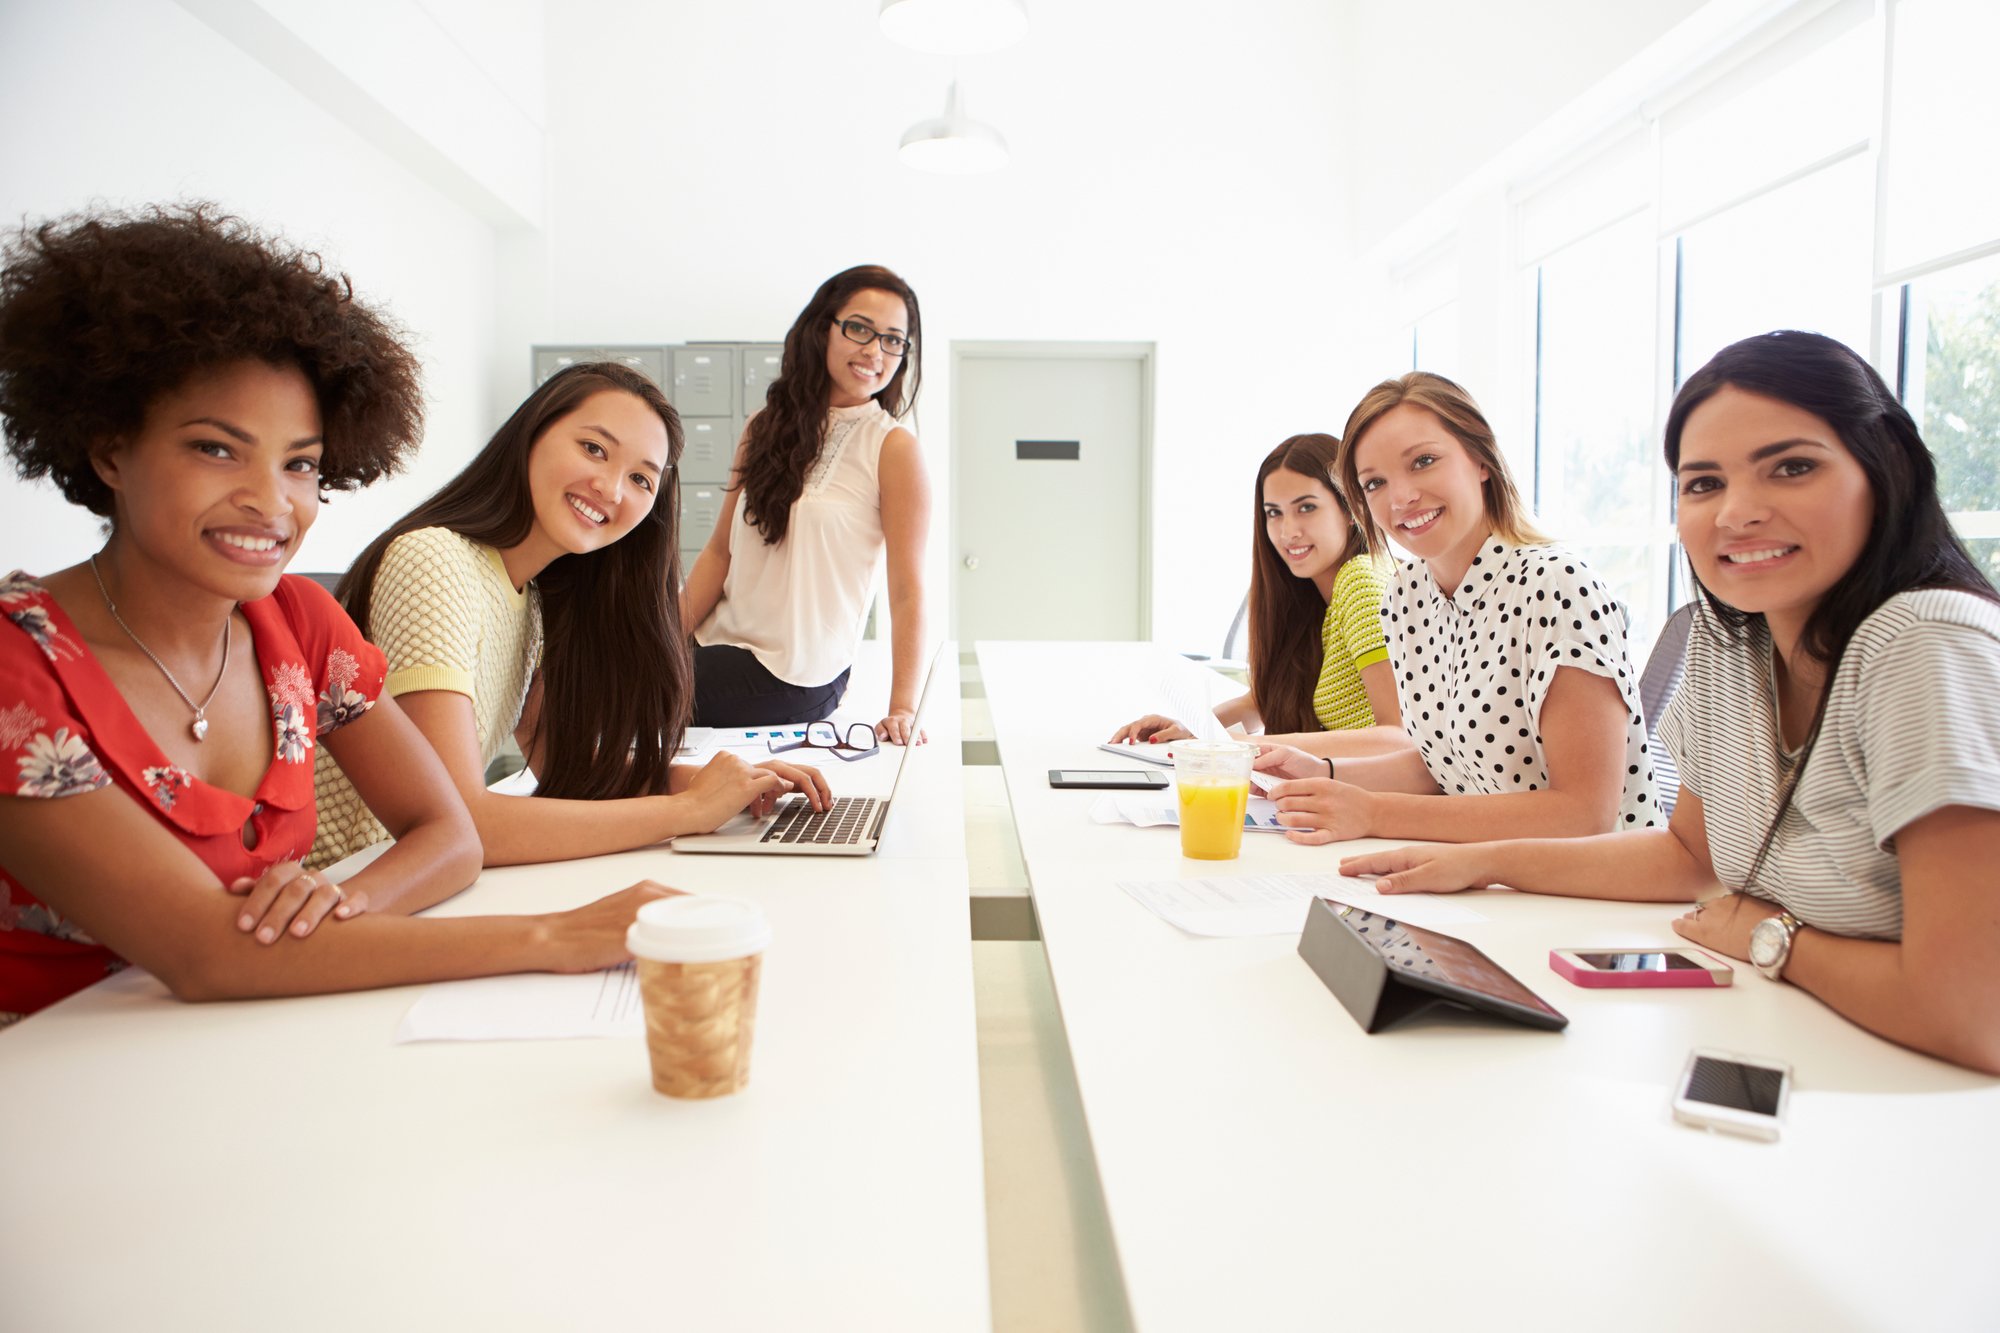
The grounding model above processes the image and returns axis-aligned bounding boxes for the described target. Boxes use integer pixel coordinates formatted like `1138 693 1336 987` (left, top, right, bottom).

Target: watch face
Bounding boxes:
1749 917 1784 968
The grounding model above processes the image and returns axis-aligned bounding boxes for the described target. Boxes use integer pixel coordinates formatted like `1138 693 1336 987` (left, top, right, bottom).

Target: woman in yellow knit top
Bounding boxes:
312 364 828 869
1111 433 1401 746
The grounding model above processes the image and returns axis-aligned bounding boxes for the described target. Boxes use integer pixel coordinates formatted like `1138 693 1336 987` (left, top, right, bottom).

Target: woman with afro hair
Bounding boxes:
0 205 673 1025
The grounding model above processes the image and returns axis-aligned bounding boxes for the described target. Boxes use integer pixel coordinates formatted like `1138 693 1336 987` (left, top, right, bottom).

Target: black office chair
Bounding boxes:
1638 601 1697 817
294 571 344 597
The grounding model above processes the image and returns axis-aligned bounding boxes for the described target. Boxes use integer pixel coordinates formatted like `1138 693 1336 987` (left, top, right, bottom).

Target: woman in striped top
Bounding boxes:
1109 433 1400 746
1344 332 2000 1073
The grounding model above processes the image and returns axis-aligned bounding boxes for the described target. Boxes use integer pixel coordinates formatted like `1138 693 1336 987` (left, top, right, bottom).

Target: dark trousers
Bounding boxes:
690 643 851 727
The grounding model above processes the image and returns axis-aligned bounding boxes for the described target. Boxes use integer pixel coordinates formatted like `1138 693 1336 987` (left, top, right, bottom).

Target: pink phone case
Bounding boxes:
1548 948 1732 988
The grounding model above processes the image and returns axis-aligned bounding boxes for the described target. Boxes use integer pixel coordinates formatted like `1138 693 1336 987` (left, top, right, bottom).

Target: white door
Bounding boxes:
953 346 1150 641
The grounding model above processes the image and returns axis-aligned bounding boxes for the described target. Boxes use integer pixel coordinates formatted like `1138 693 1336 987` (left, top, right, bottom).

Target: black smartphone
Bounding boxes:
1047 769 1170 790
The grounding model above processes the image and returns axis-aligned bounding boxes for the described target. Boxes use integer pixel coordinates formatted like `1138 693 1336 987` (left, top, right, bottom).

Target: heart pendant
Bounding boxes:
191 715 209 742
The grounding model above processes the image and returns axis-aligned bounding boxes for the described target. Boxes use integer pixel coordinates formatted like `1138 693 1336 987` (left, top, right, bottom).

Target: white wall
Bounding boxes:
518 0 1359 653
1341 0 1712 255
0 0 518 578
1331 0 1825 509
1 0 1790 653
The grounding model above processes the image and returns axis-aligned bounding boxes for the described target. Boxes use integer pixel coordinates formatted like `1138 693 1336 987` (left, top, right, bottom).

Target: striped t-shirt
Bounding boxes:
1659 589 2000 940
1312 555 1390 730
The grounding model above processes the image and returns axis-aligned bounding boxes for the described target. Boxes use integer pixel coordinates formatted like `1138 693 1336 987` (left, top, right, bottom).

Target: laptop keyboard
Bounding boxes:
760 795 880 845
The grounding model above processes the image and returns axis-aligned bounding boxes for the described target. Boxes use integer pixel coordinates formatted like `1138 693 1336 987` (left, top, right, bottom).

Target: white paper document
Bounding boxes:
1093 738 1277 792
1090 794 1289 832
393 964 644 1043
1117 872 1489 938
1095 740 1177 767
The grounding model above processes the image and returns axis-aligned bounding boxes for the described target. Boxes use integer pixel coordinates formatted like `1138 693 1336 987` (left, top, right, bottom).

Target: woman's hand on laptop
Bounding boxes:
877 709 926 746
756 758 830 812
684 752 794 829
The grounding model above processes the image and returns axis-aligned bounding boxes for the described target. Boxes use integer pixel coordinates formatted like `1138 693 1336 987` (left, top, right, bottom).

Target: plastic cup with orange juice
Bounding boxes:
1174 741 1255 860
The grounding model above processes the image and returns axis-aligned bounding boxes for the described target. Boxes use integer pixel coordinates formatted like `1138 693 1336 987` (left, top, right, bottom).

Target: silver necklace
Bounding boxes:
89 553 232 742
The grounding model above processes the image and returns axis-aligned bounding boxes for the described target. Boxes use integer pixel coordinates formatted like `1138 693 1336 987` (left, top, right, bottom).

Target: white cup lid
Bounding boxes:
626 895 772 964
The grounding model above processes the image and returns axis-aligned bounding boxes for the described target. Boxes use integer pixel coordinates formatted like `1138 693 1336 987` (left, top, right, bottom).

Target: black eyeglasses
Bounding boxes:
832 317 913 358
766 720 881 762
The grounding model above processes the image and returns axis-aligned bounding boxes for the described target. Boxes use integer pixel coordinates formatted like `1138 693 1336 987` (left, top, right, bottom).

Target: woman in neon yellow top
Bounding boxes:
1112 433 1401 745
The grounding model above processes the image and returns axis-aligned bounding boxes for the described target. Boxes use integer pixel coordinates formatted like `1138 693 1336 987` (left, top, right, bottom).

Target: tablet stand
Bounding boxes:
1295 897 1567 1033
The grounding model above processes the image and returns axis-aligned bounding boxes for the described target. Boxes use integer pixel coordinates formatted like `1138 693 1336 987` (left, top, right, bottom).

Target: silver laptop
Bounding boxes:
671 649 940 856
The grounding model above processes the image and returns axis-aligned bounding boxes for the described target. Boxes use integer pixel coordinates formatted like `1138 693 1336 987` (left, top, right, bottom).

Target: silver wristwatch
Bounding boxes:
1749 910 1804 981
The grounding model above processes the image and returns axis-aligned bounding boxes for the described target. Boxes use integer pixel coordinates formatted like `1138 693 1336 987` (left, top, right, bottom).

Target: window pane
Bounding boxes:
1660 4 1874 232
1532 213 1671 647
1518 129 1649 266
1962 538 2000 588
1883 0 2000 272
1565 543 1663 655
1676 154 1875 382
1904 251 2000 515
1535 212 1661 535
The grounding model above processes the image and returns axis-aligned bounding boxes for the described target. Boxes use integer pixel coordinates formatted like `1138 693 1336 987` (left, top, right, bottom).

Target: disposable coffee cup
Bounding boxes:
626 895 772 1099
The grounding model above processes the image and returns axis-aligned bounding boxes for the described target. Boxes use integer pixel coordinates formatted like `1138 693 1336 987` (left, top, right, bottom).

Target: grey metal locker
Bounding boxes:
600 347 666 387
533 347 605 385
679 417 734 483
679 483 726 548
671 347 736 417
741 344 784 413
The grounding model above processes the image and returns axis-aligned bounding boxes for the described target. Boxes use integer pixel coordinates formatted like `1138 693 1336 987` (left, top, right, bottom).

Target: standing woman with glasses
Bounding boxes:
682 265 932 744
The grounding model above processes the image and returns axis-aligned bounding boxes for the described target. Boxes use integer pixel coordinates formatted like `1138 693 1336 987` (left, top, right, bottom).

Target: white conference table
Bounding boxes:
979 640 2000 1333
0 643 989 1333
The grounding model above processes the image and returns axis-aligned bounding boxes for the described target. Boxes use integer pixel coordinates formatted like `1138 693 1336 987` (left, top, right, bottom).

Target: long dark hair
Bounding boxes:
737 264 922 544
339 363 691 801
1664 330 1996 884
1249 434 1369 735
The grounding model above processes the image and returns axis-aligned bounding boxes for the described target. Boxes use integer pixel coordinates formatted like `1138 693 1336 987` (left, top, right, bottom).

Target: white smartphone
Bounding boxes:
1671 1048 1791 1142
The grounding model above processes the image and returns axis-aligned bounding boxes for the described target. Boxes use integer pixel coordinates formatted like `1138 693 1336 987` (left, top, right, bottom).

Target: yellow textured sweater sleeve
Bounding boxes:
370 528 482 698
1332 555 1390 669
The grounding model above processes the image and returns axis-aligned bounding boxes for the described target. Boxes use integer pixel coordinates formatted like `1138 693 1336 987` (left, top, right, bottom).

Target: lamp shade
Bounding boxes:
899 79 1010 174
879 0 1028 55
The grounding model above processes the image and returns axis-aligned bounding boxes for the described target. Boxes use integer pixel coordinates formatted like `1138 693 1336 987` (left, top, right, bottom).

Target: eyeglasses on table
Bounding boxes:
766 720 881 761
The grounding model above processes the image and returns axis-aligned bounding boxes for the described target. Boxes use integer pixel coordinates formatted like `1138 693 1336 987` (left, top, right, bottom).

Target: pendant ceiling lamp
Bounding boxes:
878 0 1029 55
899 79 1010 175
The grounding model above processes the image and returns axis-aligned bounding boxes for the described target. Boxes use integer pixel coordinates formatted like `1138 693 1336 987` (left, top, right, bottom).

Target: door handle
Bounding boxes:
963 555 980 570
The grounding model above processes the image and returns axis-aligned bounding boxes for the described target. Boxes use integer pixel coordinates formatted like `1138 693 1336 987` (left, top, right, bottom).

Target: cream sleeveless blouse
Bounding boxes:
696 400 893 686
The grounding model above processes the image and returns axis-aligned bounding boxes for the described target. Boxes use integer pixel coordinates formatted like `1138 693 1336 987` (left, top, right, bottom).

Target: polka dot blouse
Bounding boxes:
1383 538 1663 829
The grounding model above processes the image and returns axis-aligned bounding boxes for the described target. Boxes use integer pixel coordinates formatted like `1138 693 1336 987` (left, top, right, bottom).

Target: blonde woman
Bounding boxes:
1256 373 1661 843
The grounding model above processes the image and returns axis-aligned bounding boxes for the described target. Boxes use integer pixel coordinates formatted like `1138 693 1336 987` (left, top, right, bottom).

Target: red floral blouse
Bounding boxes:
0 572 386 1025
